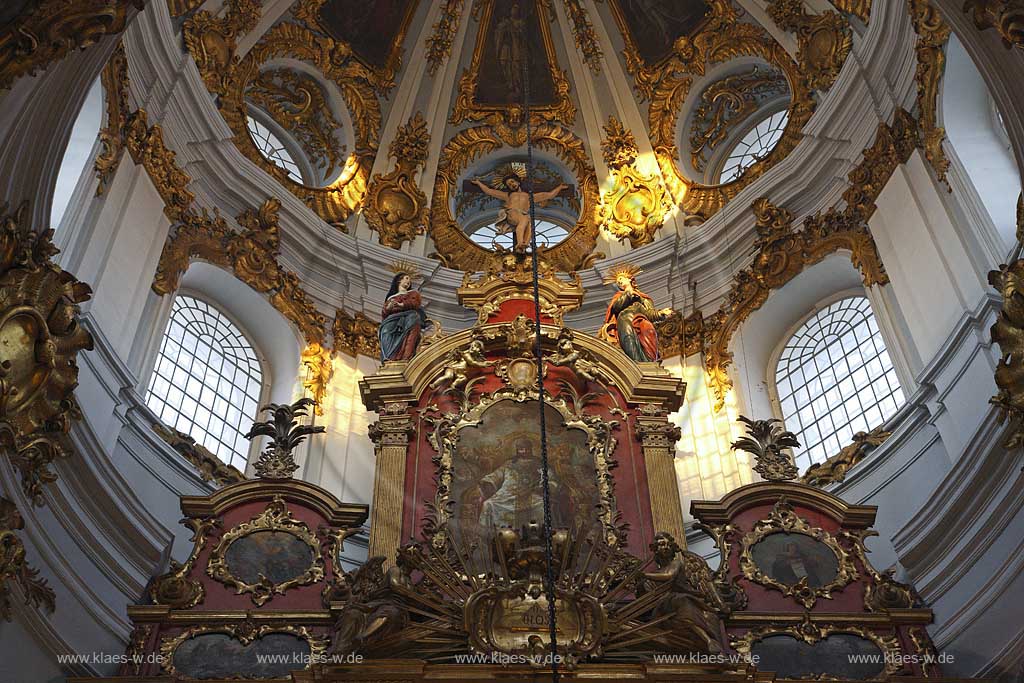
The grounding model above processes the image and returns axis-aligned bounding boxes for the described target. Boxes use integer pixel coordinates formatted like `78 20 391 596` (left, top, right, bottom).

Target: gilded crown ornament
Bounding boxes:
246 398 326 479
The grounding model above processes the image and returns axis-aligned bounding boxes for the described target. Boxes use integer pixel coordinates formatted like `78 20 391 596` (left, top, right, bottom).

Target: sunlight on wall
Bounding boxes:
664 355 753 517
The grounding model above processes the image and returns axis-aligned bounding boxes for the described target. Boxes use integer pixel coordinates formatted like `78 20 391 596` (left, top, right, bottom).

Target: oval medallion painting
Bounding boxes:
224 530 315 586
750 532 839 588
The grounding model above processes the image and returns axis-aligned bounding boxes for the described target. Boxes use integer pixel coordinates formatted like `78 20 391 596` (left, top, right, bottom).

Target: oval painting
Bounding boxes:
750 531 839 588
224 530 314 586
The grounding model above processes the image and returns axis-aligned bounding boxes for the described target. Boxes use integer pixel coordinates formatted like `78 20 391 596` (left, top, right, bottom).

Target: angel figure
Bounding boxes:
548 330 604 383
471 173 568 253
429 335 491 391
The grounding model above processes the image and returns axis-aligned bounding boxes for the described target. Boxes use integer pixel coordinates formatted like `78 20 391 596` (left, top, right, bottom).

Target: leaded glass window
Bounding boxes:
145 296 264 470
247 116 303 182
719 110 789 184
468 218 569 250
774 296 904 472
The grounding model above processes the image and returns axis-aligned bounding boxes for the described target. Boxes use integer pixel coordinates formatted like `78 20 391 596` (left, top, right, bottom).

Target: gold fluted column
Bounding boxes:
636 408 687 548
367 402 414 566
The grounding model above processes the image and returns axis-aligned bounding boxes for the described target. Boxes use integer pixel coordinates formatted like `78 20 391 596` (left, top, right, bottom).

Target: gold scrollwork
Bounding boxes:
655 310 704 359
247 68 347 179
167 0 207 17
641 0 818 220
0 202 94 505
301 343 334 416
964 0 1024 50
908 0 952 187
151 198 329 345
207 495 325 606
989 193 1024 449
422 381 619 548
425 0 466 76
767 0 853 91
562 0 603 73
730 615 903 679
0 0 141 91
214 20 382 227
364 112 431 248
182 0 261 95
829 0 872 22
150 517 219 609
449 0 576 134
332 308 380 359
738 497 859 608
1 497 55 621
703 192 890 409
125 109 196 223
430 124 602 273
597 116 673 248
95 43 130 196
843 527 918 611
159 621 329 678
153 423 246 487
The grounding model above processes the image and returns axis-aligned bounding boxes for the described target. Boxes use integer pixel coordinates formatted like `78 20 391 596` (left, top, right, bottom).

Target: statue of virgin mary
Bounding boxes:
378 270 427 362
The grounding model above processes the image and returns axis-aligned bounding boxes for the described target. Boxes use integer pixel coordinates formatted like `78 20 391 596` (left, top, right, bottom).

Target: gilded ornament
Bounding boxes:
703 179 891 409
430 124 601 273
689 66 788 173
151 198 330 345
153 423 246 486
730 614 903 678
214 20 381 227
800 425 891 486
160 622 328 678
843 528 919 611
767 0 853 91
0 0 142 91
731 414 801 481
247 398 325 480
0 202 94 505
738 497 859 608
561 0 603 73
548 328 608 384
908 0 952 187
964 0 1024 49
332 308 380 359
363 112 430 248
428 332 491 392
301 343 334 416
0 496 55 621
206 495 325 605
182 0 261 95
246 68 346 179
596 116 672 247
655 309 704 358
167 0 206 17
989 194 1024 448
425 0 465 76
828 0 872 21
149 517 218 608
639 0 818 220
95 43 130 196
124 109 195 223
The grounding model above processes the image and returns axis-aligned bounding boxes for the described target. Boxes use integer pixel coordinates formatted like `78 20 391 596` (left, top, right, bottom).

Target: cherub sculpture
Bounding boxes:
429 334 491 391
548 329 605 383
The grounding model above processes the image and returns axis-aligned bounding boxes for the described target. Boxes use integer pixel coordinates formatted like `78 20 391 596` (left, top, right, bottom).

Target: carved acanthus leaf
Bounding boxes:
364 112 431 249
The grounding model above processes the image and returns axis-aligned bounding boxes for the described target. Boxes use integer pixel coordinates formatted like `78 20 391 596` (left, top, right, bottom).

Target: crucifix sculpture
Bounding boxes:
461 174 575 252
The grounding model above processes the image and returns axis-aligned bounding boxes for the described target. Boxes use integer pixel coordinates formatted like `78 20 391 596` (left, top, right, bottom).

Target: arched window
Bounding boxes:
468 218 569 250
719 110 788 184
247 115 303 182
145 295 265 470
774 296 904 471
52 77 104 228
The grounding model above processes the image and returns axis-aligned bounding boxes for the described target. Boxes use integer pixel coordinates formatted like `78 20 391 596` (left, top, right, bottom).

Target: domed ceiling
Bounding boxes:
168 0 857 273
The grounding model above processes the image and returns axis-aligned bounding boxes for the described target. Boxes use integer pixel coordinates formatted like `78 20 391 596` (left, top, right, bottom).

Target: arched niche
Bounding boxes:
941 34 1021 252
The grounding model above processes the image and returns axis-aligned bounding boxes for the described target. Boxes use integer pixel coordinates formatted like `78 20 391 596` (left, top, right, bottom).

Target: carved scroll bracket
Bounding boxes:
364 112 430 249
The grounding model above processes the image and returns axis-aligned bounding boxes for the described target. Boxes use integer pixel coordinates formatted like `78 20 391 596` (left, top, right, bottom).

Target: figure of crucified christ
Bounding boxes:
471 175 568 253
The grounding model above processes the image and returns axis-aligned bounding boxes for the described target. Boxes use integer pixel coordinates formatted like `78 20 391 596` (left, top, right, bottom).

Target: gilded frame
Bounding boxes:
159 622 329 678
423 385 620 549
730 617 903 680
738 498 858 609
449 0 576 129
206 496 325 606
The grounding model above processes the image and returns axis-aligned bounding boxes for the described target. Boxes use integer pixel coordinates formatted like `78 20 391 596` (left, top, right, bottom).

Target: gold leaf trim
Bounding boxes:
364 112 430 248
152 423 246 487
908 0 952 188
95 43 130 196
425 0 465 77
159 621 328 677
0 497 55 621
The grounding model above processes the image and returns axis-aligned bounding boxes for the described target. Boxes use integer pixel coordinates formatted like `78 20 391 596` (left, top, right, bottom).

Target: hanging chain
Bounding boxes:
520 25 560 682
